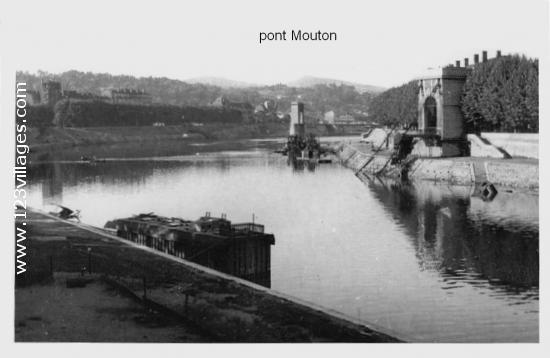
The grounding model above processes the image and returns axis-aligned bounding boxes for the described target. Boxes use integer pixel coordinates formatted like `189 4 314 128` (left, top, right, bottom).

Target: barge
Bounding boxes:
105 212 275 287
279 101 334 170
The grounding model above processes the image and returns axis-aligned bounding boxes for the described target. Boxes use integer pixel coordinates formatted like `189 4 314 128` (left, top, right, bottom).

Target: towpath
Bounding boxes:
16 209 402 343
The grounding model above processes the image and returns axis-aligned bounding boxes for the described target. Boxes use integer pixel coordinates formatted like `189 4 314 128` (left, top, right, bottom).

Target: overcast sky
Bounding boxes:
2 0 548 88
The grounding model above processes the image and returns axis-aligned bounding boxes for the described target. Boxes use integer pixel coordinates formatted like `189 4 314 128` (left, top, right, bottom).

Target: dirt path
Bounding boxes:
15 273 207 342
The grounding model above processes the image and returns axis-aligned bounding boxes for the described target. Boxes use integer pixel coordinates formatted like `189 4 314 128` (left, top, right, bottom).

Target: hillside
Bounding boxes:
185 76 260 88
185 75 386 94
287 76 386 94
16 70 379 118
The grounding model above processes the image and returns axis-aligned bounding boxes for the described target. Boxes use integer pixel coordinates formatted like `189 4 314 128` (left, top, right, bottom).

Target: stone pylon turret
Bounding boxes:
289 101 305 137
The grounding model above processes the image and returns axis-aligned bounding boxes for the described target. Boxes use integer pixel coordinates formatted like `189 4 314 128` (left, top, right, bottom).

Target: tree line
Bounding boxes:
367 81 418 127
368 55 538 133
462 55 538 133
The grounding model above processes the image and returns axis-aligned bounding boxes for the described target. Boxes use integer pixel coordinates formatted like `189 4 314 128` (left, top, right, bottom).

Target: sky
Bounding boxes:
1 0 548 88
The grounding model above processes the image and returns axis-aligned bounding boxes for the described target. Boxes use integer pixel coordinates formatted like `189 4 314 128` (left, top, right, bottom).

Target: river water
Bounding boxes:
27 138 539 342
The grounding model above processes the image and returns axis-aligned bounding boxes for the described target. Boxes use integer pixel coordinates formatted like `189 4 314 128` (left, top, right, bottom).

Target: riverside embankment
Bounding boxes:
28 123 367 154
16 209 402 342
27 123 286 153
337 142 538 190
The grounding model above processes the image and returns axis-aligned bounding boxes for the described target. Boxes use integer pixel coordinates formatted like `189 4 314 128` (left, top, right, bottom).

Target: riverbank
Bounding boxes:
337 142 538 190
28 123 369 153
16 209 401 342
15 273 209 342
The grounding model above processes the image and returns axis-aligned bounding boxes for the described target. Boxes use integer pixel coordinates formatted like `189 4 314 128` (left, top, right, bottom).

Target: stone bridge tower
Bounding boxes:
289 101 305 137
417 65 471 156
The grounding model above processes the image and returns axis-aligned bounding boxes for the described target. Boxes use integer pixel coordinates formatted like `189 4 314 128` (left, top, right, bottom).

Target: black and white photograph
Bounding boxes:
1 0 548 351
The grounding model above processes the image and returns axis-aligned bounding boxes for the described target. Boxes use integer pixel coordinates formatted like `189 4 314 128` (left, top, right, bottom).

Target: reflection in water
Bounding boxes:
31 138 284 163
362 176 539 296
28 146 539 342
39 161 64 204
287 154 317 172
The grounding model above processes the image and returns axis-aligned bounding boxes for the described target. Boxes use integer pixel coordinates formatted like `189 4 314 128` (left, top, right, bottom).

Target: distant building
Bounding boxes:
109 89 152 105
324 110 335 124
253 99 280 123
62 89 78 98
26 90 41 105
263 99 277 112
212 96 253 113
63 89 109 102
324 111 366 125
211 96 225 107
276 112 288 120
41 80 62 106
335 114 355 124
254 104 266 113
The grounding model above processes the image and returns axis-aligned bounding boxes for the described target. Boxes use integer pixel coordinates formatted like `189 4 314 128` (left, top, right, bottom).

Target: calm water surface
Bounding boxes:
28 139 539 342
